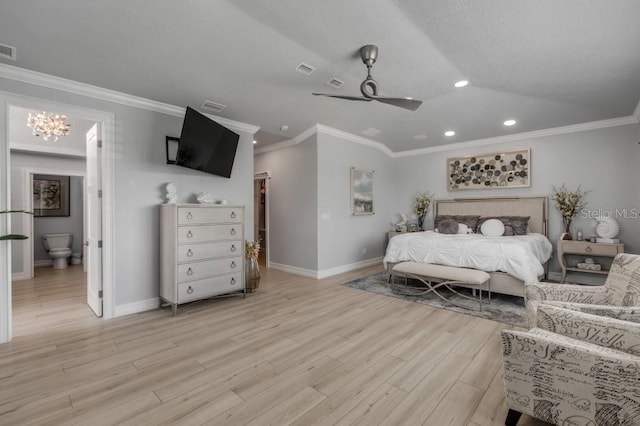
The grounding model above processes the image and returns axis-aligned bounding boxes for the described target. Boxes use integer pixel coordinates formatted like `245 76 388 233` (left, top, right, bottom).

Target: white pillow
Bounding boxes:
457 223 470 234
480 219 505 236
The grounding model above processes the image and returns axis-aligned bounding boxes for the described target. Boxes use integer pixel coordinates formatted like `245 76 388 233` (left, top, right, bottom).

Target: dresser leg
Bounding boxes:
172 303 177 316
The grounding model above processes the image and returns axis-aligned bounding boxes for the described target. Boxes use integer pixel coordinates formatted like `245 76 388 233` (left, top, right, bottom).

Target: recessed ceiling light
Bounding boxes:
454 80 469 88
253 140 257 145
444 130 456 137
280 125 289 131
503 119 517 126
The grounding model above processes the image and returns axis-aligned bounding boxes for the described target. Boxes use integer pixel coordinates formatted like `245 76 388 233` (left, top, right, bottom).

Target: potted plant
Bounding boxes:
244 236 262 293
551 184 587 240
0 210 32 241
413 191 433 230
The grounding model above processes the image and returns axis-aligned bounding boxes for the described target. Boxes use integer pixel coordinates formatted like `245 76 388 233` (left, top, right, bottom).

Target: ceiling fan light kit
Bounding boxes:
313 45 423 111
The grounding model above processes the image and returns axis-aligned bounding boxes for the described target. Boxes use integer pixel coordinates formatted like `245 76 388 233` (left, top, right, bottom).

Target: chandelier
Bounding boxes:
26 111 71 142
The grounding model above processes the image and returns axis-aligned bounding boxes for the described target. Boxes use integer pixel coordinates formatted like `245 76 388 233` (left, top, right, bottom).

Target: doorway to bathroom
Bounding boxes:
254 171 270 268
2 96 114 342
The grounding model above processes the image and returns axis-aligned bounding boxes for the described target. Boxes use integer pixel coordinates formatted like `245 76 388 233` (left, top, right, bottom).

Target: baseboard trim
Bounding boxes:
269 257 384 280
34 259 53 267
317 257 384 279
11 272 26 281
114 298 159 317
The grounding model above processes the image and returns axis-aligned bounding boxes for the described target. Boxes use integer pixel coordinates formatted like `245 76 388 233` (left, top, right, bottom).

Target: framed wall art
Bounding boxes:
350 167 374 215
33 175 70 217
447 148 530 191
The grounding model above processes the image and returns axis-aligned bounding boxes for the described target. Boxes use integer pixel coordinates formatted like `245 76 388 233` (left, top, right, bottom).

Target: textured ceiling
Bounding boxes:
1 0 639 153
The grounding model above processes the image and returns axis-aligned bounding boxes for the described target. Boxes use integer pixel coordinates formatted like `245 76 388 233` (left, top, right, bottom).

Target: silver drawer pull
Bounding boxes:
230 228 236 236
231 277 236 285
187 267 194 276
186 230 193 239
187 286 194 294
187 212 193 220
586 246 592 253
187 249 193 257
231 261 236 269
230 244 236 252
231 211 236 219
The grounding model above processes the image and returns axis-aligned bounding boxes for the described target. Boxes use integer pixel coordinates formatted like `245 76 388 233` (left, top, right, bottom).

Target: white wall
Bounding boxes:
317 132 394 272
254 134 318 272
1 76 256 314
393 123 640 272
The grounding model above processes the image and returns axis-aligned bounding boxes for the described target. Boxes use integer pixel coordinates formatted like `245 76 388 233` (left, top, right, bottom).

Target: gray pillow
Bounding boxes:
434 215 480 231
438 219 459 234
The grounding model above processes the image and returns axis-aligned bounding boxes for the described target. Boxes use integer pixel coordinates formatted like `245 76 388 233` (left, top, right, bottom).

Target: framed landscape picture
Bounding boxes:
350 167 374 215
33 175 70 217
447 148 531 191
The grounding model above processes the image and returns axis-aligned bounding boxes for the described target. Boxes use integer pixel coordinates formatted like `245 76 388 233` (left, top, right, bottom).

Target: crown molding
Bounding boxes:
394 115 639 158
0 63 259 134
633 98 640 122
315 124 394 157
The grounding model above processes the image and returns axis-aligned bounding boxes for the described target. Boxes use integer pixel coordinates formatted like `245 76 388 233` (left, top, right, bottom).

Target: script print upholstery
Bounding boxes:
501 305 640 425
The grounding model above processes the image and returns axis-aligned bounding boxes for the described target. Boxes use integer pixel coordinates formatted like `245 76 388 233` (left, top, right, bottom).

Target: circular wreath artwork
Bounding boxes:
448 151 529 190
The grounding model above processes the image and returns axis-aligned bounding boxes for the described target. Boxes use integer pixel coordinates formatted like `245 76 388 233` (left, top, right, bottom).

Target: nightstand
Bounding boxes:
557 240 624 283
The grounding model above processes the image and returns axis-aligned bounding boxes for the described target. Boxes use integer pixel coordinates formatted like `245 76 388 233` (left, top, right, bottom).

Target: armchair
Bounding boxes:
525 253 640 327
501 304 640 425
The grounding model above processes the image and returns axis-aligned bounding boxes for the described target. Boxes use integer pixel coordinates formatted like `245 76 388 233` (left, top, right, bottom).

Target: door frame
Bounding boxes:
22 168 86 278
0 92 115 343
254 171 270 267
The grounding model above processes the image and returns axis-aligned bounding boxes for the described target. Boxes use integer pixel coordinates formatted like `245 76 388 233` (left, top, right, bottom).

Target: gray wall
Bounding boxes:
393 123 640 272
33 175 84 262
2 76 255 310
317 132 394 271
254 134 318 271
9 152 86 270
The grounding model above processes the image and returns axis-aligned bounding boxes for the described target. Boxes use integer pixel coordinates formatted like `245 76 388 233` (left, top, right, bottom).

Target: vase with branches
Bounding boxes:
551 184 588 240
413 191 434 230
245 236 262 293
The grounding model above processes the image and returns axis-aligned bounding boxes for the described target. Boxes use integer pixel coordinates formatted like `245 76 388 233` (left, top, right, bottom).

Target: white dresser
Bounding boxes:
160 204 245 314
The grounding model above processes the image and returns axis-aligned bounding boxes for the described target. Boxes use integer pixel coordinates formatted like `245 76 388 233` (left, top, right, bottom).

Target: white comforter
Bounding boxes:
383 231 553 283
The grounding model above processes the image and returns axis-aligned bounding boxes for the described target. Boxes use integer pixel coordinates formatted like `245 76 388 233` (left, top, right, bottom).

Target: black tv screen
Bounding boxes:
175 107 240 178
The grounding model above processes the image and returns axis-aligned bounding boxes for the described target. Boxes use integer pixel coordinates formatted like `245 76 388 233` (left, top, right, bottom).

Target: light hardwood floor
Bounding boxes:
3 264 551 425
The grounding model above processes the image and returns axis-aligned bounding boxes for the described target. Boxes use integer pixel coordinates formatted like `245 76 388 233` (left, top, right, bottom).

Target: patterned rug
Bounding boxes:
343 272 527 327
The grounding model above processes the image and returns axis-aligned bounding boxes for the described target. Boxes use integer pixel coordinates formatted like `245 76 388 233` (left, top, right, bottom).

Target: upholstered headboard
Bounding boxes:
434 196 548 236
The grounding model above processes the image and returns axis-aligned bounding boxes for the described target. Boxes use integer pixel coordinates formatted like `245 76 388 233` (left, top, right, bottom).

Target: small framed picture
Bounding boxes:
33 175 70 217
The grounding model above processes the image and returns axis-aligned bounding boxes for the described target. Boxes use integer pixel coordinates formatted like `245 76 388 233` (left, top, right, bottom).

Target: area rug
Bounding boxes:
343 272 526 327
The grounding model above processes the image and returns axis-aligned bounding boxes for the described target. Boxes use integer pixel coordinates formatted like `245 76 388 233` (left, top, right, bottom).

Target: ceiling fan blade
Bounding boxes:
312 93 372 102
372 96 423 111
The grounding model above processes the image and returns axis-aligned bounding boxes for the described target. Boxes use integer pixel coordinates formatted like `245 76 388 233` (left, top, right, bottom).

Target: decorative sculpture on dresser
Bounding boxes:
165 183 177 204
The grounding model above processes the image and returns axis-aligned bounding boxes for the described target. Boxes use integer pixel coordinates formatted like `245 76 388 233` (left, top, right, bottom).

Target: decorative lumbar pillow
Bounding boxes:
457 223 470 234
480 218 505 236
477 216 530 236
438 219 459 234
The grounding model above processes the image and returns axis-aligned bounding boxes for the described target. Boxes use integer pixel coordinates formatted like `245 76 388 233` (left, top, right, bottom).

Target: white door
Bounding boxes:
85 123 102 317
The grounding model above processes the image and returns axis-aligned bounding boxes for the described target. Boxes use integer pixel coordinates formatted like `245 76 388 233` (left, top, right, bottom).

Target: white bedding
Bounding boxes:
383 231 553 284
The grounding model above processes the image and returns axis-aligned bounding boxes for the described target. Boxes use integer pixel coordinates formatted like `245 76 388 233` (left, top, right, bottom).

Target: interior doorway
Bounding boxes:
1 94 115 343
254 172 270 268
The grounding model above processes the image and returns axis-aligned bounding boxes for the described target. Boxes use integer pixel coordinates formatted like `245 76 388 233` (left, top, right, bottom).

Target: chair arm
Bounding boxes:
524 282 608 328
540 301 640 323
501 329 640 424
535 304 640 355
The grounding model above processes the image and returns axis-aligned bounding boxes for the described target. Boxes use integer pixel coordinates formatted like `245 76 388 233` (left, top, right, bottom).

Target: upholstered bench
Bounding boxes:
391 262 491 311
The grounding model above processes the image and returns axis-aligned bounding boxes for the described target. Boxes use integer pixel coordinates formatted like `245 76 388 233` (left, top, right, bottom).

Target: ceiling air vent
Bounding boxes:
295 63 315 76
0 43 16 61
326 78 344 88
200 100 226 113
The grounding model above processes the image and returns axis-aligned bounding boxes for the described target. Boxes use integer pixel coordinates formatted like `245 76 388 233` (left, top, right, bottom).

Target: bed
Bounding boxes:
383 196 553 297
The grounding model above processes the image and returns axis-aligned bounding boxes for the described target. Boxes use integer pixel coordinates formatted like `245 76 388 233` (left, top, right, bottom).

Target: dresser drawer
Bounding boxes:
178 207 242 225
177 273 243 302
562 242 622 256
177 256 242 282
178 241 241 262
177 224 241 243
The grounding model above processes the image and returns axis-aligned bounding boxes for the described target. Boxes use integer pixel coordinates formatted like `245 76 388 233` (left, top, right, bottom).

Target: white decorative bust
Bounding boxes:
165 183 177 204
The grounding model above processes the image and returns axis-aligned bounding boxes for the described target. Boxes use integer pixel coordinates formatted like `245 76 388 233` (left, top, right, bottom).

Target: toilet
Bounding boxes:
42 233 73 269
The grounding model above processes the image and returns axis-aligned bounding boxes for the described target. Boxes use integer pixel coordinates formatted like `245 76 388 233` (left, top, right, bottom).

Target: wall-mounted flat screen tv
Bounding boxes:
175 107 240 178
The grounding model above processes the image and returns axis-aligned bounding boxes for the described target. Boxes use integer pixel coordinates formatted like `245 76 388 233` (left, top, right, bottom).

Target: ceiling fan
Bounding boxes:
313 45 422 111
